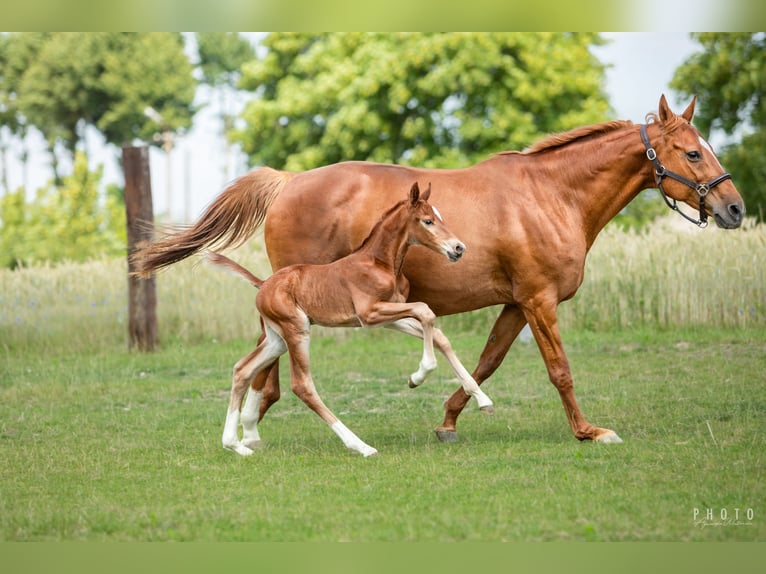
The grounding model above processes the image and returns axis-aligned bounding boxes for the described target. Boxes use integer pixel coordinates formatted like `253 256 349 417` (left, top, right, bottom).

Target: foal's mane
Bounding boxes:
499 119 635 156
354 198 410 252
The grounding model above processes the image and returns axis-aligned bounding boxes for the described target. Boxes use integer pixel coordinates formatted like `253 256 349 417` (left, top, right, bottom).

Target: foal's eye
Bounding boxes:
686 150 702 162
423 219 434 226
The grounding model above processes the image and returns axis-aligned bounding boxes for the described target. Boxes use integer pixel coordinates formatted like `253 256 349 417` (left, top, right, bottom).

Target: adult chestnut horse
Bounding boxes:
134 96 745 444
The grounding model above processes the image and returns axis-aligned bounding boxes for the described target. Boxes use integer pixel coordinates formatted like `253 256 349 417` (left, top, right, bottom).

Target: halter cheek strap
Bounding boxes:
640 124 732 228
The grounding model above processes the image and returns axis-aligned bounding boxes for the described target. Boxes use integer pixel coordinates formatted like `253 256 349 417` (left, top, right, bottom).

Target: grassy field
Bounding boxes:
1 218 764 541
1 326 764 541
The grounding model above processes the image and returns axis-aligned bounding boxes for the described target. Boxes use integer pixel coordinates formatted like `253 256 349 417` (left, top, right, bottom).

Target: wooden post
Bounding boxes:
124 146 158 352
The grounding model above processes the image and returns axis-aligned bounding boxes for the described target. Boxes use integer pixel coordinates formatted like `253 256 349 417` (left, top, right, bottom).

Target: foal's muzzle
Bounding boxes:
447 242 465 262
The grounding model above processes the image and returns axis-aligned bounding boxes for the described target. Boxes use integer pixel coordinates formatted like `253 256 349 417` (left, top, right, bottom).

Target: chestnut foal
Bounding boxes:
209 182 493 457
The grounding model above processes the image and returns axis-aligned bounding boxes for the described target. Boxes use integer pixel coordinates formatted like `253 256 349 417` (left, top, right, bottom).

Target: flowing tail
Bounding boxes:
206 252 265 289
131 167 293 277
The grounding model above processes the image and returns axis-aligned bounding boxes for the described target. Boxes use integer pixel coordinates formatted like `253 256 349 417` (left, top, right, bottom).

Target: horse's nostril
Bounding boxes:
728 203 744 219
455 243 464 254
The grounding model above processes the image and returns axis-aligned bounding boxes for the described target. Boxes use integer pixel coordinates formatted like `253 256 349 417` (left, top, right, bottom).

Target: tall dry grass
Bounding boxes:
2 218 764 354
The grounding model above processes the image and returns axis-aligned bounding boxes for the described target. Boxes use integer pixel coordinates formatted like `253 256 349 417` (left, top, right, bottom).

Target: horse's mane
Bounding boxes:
499 119 635 156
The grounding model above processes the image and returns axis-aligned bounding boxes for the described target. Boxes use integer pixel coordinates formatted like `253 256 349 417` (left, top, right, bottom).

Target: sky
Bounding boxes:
4 32 701 223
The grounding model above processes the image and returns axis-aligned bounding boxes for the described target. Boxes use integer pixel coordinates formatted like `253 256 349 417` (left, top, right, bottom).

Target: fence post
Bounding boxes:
123 146 158 352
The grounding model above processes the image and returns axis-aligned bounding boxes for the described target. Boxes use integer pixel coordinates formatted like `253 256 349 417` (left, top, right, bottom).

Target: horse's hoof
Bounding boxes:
479 405 495 415
242 438 263 450
434 428 459 443
363 448 379 457
595 430 623 444
408 378 418 389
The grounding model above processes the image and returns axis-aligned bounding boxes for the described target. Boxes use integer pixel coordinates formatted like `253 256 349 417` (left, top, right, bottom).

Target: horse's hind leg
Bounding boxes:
223 325 286 456
285 330 378 457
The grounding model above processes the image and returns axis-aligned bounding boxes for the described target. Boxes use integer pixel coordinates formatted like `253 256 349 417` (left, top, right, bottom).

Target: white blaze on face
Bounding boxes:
699 135 724 169
431 205 444 222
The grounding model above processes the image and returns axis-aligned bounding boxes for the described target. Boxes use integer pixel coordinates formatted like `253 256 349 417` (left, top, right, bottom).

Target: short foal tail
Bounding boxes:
206 252 265 289
131 167 293 277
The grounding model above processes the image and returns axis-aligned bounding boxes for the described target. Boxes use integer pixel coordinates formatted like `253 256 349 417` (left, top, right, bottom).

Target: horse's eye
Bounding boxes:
686 150 702 162
423 219 434 226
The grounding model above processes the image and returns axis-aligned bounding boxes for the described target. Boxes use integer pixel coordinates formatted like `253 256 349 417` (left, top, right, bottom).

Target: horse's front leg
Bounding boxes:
522 296 622 444
436 304 526 441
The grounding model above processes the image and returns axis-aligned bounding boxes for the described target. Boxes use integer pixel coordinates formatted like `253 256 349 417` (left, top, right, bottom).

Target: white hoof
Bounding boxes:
596 431 623 444
224 442 255 456
475 392 493 411
241 437 263 450
361 446 379 457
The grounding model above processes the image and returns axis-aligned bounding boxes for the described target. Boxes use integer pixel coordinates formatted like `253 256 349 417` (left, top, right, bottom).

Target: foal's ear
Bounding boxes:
409 182 420 205
421 182 431 202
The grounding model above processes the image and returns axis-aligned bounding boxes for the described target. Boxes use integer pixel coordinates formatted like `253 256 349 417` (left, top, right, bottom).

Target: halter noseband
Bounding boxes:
640 124 732 228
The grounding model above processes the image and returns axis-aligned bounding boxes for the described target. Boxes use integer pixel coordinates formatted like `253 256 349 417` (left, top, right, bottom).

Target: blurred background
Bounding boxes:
1 32 764 350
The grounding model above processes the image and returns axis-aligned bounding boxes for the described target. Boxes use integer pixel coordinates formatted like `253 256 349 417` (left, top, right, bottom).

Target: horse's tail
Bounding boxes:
131 167 293 277
206 252 265 289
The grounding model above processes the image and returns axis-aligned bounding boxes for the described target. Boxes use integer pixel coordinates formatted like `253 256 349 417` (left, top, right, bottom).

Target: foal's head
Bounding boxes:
405 182 465 262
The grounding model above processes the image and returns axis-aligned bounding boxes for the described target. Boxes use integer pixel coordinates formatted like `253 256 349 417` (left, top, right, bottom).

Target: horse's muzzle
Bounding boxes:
713 201 745 229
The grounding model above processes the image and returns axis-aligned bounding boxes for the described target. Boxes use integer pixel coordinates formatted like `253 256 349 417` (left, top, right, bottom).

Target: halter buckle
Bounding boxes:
646 148 657 161
696 183 710 198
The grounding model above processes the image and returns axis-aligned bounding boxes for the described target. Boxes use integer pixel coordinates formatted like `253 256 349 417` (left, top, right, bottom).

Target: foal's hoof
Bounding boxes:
224 442 255 457
434 428 459 443
479 404 495 415
408 378 419 389
594 430 623 444
242 438 263 450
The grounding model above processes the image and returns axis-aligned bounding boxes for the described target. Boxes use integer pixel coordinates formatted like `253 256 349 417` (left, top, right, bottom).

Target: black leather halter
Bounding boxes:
640 124 732 228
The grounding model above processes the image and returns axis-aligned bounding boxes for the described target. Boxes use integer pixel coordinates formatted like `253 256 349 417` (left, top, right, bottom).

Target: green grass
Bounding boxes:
1 327 764 541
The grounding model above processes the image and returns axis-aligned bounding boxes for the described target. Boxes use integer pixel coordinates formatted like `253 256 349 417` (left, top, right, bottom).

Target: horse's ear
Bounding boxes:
680 95 696 122
409 182 420 205
658 94 673 124
421 182 431 202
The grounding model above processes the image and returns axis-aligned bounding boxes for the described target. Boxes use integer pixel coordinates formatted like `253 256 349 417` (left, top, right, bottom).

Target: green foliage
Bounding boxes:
609 189 670 230
0 153 126 268
235 33 611 171
196 32 255 88
1 33 197 163
671 33 766 220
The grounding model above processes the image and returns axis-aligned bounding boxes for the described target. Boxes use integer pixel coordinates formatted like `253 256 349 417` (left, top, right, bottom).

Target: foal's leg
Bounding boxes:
386 319 494 412
357 300 440 383
436 304 526 441
222 326 287 456
251 318 282 423
285 329 378 457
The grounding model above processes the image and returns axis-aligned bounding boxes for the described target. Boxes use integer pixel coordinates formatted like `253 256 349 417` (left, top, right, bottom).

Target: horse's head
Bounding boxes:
644 95 745 229
407 182 465 262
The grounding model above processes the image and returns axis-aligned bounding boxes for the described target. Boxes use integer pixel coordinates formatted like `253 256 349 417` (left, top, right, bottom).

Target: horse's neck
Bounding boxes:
540 125 654 247
357 208 411 275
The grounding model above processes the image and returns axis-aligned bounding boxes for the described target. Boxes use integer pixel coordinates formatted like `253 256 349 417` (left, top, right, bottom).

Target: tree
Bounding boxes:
196 33 256 182
671 33 766 220
6 33 197 183
234 33 611 171
0 152 125 268
0 32 50 193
